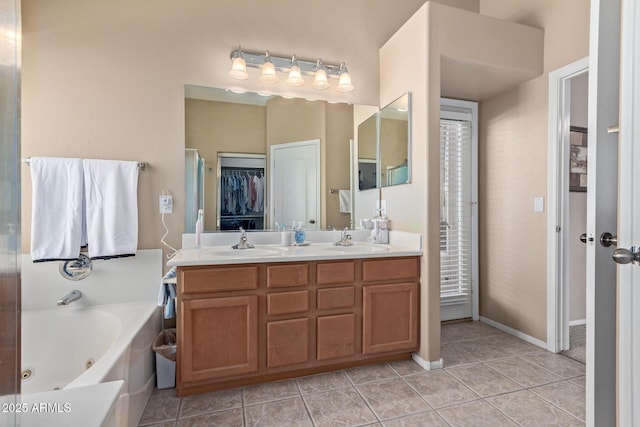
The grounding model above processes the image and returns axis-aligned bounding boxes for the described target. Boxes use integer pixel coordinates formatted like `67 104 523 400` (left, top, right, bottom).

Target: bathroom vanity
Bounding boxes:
168 240 421 396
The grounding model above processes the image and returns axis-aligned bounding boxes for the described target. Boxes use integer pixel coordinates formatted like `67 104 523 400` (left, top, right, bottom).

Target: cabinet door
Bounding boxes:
362 282 418 355
317 313 356 360
267 318 310 368
180 295 258 382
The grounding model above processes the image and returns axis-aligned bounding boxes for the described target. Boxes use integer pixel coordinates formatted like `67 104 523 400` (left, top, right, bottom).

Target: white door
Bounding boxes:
585 0 620 424
615 0 640 423
270 140 321 231
440 99 479 321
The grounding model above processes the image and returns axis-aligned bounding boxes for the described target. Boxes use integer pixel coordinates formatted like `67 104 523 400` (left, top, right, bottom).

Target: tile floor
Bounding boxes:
139 321 585 426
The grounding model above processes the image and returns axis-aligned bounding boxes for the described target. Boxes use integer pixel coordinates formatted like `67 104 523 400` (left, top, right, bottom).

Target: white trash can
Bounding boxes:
152 329 176 389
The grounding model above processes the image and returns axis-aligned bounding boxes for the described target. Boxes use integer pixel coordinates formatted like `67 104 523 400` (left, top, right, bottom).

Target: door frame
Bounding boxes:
269 139 321 230
617 0 640 422
546 57 589 354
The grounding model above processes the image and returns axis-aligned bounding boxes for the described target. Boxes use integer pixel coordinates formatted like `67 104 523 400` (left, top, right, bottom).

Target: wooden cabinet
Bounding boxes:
180 295 258 383
177 257 419 396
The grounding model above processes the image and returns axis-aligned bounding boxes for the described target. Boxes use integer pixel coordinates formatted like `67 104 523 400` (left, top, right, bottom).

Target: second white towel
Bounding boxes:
83 159 139 259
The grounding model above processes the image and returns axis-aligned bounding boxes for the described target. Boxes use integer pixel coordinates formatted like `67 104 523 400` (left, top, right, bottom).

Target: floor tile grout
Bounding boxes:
141 321 585 426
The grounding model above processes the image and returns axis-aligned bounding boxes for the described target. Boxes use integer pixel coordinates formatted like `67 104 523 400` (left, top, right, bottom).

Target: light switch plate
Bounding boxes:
534 197 544 212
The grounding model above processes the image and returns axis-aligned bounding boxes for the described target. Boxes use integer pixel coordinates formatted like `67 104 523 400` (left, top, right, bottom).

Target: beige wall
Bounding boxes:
185 99 266 230
478 0 590 340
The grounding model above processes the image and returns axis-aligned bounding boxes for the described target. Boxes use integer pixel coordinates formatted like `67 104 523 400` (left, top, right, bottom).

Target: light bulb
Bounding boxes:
228 49 248 80
337 62 354 92
286 55 304 87
260 51 278 84
312 59 330 90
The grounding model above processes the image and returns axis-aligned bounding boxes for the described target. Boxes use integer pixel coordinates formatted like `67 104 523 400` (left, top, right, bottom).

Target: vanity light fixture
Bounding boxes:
228 46 249 80
286 55 304 87
228 47 354 93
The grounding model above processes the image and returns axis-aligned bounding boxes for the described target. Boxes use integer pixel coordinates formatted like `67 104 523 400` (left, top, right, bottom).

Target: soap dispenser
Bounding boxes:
371 209 389 244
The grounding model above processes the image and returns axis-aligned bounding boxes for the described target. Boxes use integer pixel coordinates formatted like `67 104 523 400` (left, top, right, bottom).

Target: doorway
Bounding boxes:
269 139 321 231
439 98 479 322
547 57 589 354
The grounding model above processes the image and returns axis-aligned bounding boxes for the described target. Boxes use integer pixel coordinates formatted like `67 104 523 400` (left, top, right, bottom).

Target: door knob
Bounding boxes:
308 219 316 224
612 247 640 265
600 232 618 247
579 233 587 244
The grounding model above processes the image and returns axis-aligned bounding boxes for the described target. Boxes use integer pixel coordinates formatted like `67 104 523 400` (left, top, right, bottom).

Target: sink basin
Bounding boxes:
207 248 285 258
324 245 389 253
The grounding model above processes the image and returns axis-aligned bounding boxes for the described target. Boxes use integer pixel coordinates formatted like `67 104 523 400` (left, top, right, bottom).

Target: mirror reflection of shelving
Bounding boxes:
217 153 266 231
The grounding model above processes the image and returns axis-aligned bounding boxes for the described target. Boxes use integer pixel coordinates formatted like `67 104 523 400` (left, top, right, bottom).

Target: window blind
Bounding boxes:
440 118 472 306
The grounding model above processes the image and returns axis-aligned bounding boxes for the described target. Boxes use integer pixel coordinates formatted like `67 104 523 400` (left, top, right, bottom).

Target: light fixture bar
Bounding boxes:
230 49 344 78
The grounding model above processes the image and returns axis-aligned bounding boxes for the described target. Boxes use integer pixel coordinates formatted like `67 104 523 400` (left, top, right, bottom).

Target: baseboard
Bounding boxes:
569 319 586 327
479 316 547 349
411 352 443 370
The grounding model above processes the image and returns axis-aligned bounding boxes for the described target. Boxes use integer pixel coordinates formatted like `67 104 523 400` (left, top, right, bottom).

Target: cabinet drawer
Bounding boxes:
317 287 355 310
267 290 309 316
267 264 309 288
181 266 259 293
317 261 356 285
362 258 419 283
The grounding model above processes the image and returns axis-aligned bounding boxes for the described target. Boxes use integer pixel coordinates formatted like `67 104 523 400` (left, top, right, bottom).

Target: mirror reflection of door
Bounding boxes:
270 140 320 231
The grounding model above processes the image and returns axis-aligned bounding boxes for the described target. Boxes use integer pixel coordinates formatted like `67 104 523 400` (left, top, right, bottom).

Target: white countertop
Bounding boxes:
168 241 422 267
167 230 422 267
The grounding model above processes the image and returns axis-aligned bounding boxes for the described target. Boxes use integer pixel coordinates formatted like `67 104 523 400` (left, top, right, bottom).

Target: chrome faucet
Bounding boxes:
333 228 353 246
232 227 254 249
57 289 82 306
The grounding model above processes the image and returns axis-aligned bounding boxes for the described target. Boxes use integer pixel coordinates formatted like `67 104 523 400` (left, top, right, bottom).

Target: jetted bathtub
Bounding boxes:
21 301 161 426
20 249 164 426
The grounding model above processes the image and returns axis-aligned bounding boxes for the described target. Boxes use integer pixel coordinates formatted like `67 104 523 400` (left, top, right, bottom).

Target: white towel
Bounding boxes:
83 159 139 259
30 157 85 262
339 189 351 213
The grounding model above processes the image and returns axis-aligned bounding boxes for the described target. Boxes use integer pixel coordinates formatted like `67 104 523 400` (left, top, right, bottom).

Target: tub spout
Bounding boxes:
57 289 82 306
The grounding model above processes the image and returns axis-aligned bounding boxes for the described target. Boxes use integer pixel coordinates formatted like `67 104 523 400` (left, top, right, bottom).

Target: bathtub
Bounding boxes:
21 301 161 426
21 249 163 427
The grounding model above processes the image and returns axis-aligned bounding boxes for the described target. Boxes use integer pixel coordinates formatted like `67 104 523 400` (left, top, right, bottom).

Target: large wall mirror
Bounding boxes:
356 92 411 190
184 85 373 232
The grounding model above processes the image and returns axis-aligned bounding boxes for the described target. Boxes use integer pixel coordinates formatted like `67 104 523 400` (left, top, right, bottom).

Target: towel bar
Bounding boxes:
23 157 147 171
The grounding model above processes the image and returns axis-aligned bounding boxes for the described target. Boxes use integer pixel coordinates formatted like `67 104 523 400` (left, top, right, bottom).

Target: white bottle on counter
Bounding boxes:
195 209 204 247
370 210 389 244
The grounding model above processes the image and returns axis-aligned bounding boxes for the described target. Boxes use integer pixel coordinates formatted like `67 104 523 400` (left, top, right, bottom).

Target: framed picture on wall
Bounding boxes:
569 126 588 192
